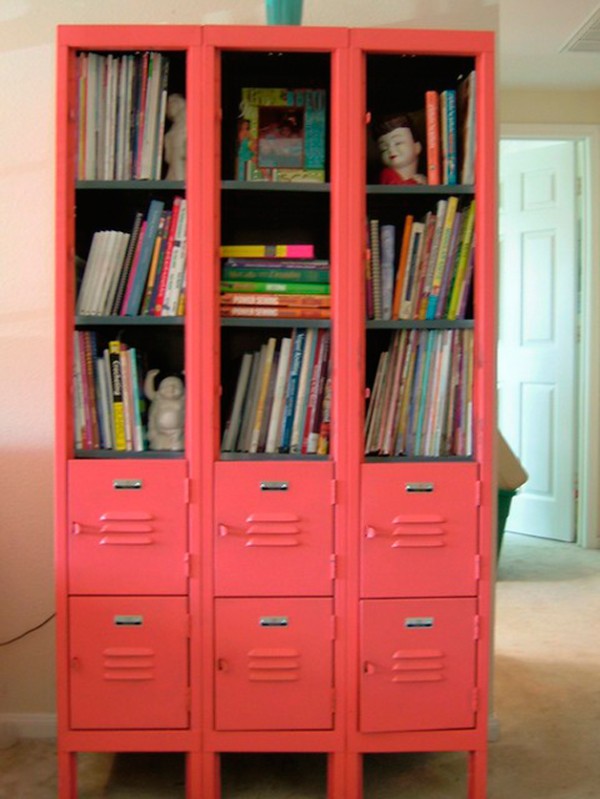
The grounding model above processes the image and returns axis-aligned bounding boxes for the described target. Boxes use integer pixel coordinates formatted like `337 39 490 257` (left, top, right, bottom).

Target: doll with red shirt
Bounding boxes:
373 112 427 186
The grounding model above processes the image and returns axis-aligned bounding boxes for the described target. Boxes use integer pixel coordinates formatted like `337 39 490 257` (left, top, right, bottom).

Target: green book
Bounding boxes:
220 280 330 295
222 266 330 284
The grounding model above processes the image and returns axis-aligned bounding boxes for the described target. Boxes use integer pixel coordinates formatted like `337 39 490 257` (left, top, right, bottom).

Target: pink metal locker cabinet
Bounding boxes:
360 597 478 733
68 460 188 595
214 462 334 596
69 595 189 730
214 597 334 730
361 463 479 598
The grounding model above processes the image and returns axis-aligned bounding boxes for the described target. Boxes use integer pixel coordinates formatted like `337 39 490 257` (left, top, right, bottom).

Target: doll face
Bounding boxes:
377 126 422 173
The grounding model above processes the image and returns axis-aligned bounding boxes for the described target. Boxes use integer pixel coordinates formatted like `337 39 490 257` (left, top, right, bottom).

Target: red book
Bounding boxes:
425 90 441 185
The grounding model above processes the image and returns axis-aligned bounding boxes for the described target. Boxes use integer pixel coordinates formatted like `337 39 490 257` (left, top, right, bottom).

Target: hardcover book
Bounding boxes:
236 88 326 183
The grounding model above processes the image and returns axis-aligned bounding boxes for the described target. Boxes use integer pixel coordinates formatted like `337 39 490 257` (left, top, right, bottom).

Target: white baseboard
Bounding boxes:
0 713 57 742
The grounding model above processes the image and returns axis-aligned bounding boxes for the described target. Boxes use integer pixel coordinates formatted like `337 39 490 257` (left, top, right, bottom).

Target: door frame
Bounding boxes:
500 123 600 549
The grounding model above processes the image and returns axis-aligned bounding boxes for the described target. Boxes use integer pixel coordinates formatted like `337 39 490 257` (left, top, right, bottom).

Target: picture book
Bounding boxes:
236 88 326 183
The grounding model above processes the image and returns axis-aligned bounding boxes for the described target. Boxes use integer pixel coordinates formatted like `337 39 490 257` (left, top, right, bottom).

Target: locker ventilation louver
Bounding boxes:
247 648 301 682
391 649 445 683
103 647 155 681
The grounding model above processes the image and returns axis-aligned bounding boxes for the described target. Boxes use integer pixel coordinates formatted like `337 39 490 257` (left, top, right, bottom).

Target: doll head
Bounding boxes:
373 113 425 185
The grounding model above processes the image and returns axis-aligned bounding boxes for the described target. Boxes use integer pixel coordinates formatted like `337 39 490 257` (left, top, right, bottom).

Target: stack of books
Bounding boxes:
222 328 332 455
77 51 170 181
365 327 473 458
74 333 146 452
219 245 330 319
76 196 187 317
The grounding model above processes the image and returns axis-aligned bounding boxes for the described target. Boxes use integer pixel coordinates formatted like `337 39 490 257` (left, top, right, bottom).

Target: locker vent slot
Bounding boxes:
103 647 155 681
247 647 300 682
391 648 445 683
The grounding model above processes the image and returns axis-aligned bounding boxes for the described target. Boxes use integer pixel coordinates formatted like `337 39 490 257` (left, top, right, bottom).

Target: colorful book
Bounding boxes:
220 280 329 295
220 244 314 259
236 87 326 183
107 340 126 451
220 293 330 308
124 199 165 315
222 266 330 284
440 89 458 185
425 90 441 185
220 305 330 319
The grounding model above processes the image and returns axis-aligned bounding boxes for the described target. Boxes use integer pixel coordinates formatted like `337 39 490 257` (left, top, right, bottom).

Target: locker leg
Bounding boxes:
186 751 202 799
57 749 77 799
467 748 488 799
343 751 363 799
327 752 345 799
202 751 221 799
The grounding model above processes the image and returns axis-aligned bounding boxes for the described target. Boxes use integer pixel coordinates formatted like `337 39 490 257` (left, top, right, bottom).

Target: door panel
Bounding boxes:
68 460 188 595
69 596 189 730
215 461 334 596
360 597 477 732
361 463 478 597
214 597 334 730
498 139 577 541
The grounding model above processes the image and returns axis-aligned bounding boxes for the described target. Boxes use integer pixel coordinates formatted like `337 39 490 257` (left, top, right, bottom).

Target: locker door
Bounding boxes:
215 462 334 596
69 596 189 730
361 463 479 597
215 598 334 730
360 598 477 732
68 460 188 595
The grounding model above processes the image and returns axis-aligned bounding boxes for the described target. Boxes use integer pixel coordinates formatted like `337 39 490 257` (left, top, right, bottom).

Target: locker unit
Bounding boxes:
55 23 495 799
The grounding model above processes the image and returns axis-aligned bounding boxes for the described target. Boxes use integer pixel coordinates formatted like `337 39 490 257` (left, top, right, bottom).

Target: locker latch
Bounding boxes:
260 481 288 491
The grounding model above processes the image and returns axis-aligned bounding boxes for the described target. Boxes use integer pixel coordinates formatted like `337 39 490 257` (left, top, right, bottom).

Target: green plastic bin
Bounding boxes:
497 488 517 557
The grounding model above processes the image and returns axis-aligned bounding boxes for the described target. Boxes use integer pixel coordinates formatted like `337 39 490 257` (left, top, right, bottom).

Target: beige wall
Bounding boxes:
500 87 600 125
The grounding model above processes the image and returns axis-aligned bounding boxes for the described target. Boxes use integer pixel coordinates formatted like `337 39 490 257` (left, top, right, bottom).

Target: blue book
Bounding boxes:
279 329 306 452
442 89 457 185
124 199 165 315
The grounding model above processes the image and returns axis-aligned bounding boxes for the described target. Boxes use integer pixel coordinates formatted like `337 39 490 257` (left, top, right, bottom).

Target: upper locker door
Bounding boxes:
214 461 334 596
361 462 479 597
68 460 188 595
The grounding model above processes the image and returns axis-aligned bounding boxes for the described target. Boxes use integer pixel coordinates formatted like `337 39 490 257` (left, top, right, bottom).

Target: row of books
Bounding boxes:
367 197 475 321
77 51 170 181
219 246 331 320
77 197 187 317
365 328 473 458
222 328 332 454
424 70 476 185
74 332 146 452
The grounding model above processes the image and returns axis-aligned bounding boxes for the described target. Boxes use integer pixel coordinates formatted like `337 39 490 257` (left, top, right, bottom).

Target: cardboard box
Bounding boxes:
497 431 528 490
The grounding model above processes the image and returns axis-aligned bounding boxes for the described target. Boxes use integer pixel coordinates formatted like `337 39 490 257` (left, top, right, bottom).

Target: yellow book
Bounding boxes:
108 340 127 451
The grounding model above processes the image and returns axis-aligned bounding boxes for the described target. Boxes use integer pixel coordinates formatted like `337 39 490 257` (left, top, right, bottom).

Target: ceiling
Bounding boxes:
499 0 600 88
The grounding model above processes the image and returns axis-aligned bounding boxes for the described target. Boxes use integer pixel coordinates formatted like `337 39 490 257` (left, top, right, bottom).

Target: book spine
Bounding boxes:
279 330 306 452
265 337 293 453
220 305 330 319
442 89 458 185
124 199 165 315
425 90 441 185
108 340 127 451
249 337 277 454
221 267 330 284
224 258 329 270
220 293 330 308
220 280 329 295
289 328 317 454
220 244 315 259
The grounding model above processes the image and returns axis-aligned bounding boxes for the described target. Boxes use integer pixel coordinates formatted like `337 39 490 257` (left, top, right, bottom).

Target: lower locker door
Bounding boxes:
215 597 334 730
360 598 477 733
69 596 189 730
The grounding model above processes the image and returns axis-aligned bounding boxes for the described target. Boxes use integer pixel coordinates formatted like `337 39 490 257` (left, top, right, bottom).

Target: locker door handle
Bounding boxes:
364 526 377 539
363 661 376 675
72 522 82 535
216 658 229 672
218 524 229 537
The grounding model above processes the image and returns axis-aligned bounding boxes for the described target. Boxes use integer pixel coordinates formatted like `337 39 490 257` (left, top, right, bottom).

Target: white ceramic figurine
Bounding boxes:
164 93 187 180
144 369 185 451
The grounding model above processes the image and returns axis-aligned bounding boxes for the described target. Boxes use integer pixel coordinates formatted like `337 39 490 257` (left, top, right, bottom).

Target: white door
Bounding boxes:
498 139 578 542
